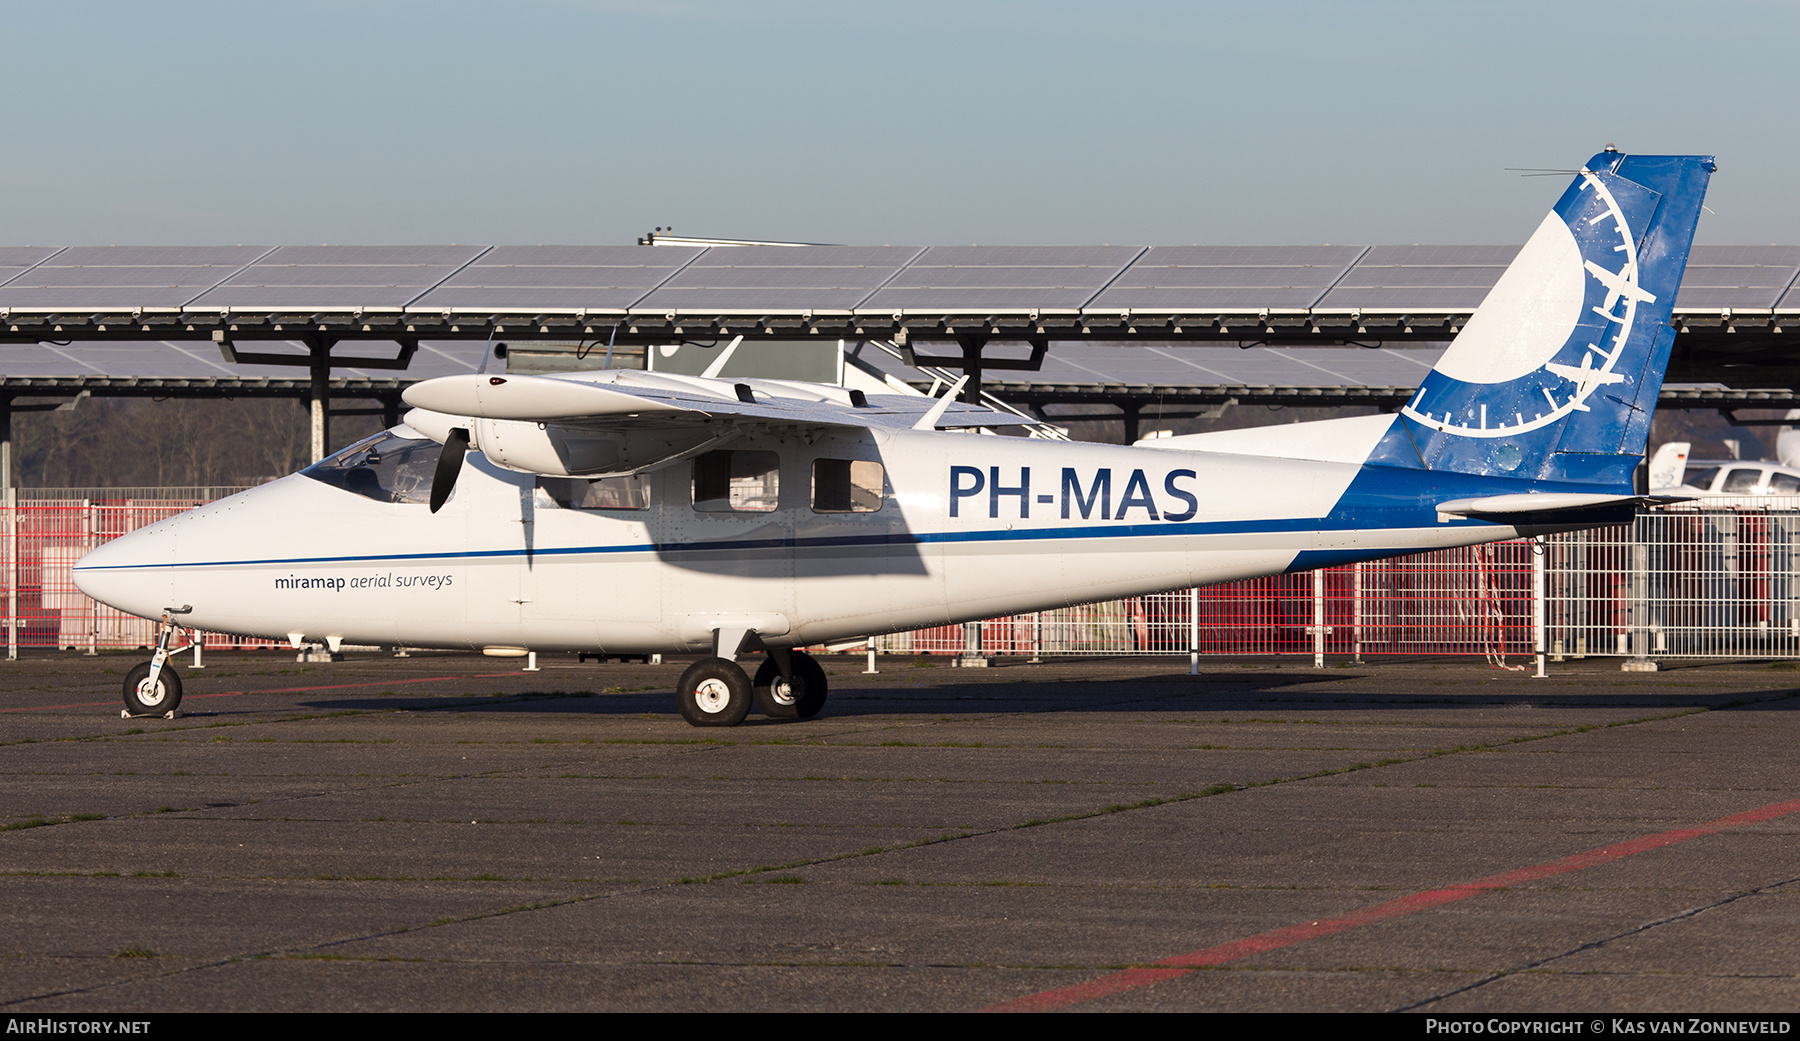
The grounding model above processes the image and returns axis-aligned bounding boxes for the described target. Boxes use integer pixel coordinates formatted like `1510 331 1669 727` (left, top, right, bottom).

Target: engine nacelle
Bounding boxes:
405 408 731 478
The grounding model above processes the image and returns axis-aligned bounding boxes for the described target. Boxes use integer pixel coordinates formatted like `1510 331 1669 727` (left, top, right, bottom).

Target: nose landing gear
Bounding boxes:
122 610 191 718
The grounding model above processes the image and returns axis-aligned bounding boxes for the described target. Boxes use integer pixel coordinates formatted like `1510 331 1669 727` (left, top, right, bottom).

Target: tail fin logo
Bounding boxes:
1399 166 1657 438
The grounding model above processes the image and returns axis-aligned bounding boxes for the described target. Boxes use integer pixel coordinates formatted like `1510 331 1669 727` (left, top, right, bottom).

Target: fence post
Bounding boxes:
1188 586 1200 675
84 501 97 655
1352 563 1364 664
1622 520 1657 672
1533 535 1547 678
5 487 14 662
1312 568 1326 668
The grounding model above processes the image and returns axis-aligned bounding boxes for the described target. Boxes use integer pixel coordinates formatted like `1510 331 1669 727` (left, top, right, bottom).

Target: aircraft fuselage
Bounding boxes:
75 423 1553 655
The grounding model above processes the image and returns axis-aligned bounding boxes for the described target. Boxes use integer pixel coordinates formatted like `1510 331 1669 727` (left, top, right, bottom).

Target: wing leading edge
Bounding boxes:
401 369 1031 433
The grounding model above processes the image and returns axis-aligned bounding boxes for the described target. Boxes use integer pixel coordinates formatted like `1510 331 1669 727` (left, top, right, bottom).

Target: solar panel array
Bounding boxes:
1677 245 1800 310
1 242 1792 317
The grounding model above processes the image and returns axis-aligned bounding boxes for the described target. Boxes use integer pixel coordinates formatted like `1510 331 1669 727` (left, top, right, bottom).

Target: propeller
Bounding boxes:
429 428 471 514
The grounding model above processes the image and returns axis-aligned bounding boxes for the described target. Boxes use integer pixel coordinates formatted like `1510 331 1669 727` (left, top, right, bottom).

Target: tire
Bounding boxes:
676 658 752 727
789 651 828 719
123 661 182 716
753 655 801 718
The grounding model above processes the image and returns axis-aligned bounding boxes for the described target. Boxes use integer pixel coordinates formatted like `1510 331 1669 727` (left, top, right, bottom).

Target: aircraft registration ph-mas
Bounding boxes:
74 149 1715 726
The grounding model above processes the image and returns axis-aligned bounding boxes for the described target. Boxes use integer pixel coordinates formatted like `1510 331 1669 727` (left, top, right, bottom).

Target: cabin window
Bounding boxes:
301 430 442 505
1722 468 1761 493
535 475 650 510
1685 466 1719 491
693 450 779 512
811 458 884 513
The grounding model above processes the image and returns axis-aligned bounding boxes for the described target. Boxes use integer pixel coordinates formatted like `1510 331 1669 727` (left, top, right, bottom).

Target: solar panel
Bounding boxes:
1089 245 1364 311
1315 245 1517 311
860 341 1445 389
188 245 490 310
636 245 925 312
0 246 273 309
1675 245 1800 310
866 245 1143 311
412 245 703 311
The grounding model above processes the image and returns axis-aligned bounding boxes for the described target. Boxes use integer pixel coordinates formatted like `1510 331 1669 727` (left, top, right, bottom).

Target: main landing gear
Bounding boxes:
675 650 828 727
123 611 190 718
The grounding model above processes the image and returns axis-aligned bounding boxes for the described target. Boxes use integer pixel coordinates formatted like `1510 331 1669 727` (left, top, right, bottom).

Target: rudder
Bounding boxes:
1365 149 1715 491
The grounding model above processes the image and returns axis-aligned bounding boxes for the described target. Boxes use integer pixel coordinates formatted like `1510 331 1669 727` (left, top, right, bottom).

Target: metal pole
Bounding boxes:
864 635 878 675
1533 535 1547 678
1188 586 1200 675
1312 568 1325 668
5 483 13 663
308 338 331 463
1622 529 1657 672
2 396 12 661
85 500 97 656
1352 562 1364 664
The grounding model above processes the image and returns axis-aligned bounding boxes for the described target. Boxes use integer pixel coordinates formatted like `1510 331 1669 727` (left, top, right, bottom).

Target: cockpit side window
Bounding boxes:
1685 466 1719 491
1721 468 1762 494
301 431 444 504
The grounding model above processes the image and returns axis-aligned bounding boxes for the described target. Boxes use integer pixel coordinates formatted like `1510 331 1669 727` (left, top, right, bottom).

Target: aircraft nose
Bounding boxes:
73 524 177 621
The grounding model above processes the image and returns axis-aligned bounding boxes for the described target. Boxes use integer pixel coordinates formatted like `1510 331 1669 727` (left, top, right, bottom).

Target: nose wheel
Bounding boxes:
123 661 182 717
121 610 190 719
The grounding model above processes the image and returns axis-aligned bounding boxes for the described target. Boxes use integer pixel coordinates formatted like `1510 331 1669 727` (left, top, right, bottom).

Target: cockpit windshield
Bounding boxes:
301 430 444 504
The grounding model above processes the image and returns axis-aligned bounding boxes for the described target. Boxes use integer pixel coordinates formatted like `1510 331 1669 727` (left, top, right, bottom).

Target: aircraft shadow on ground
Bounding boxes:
284 670 1800 719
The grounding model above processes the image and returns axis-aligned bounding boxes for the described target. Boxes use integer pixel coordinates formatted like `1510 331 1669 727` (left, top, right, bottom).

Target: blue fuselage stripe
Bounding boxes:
72 512 1486 573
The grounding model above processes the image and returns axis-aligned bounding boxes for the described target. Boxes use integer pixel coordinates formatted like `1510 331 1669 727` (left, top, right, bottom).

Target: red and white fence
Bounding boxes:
6 493 1799 665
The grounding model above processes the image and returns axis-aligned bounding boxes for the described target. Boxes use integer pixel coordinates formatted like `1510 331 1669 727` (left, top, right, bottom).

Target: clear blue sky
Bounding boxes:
3 0 1791 247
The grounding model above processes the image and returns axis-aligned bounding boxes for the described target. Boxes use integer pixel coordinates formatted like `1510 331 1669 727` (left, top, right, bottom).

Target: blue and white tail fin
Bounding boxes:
1364 150 1715 489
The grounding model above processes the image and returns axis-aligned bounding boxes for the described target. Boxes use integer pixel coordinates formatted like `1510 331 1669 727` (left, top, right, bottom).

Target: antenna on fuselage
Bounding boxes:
701 335 746 379
475 328 499 376
912 375 969 431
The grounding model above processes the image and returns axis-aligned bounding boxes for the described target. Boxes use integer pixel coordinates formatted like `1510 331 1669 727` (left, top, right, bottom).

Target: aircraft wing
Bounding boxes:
400 371 1033 432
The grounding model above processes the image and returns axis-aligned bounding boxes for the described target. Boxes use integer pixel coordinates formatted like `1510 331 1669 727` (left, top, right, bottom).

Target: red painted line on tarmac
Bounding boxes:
980 795 1800 1012
0 672 524 713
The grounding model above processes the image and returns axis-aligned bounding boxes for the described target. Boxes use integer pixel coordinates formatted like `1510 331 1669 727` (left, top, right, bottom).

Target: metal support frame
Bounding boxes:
307 336 334 463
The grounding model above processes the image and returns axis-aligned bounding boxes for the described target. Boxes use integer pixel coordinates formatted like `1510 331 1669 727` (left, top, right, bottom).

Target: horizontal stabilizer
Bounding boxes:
1435 492 1691 516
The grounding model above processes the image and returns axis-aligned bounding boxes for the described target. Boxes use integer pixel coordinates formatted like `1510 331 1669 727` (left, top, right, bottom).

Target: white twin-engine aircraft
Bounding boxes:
75 150 1715 726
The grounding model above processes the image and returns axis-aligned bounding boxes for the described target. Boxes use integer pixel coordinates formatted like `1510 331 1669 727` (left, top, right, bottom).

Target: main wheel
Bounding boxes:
790 651 828 719
748 651 824 716
676 657 752 727
123 662 182 716
755 651 828 720
753 656 800 718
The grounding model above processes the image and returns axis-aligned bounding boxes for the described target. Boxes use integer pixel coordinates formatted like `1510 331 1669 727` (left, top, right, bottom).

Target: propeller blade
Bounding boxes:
429 428 470 513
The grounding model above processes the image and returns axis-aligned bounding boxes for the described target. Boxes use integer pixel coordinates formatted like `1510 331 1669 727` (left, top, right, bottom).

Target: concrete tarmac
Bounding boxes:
1 649 1797 1012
